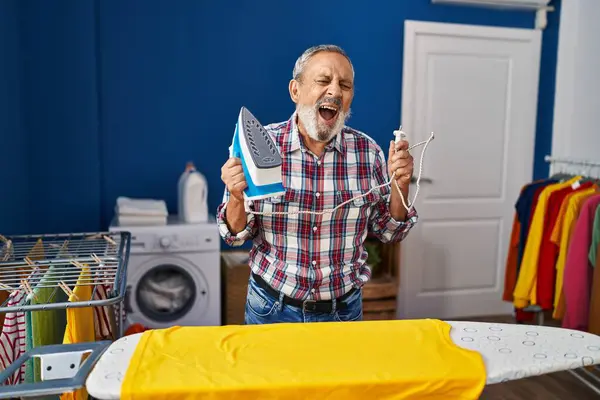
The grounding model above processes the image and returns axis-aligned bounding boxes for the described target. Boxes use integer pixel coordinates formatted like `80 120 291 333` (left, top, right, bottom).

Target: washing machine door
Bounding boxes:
129 255 208 328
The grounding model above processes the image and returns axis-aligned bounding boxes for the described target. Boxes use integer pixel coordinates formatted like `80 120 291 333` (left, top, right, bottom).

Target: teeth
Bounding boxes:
320 105 337 111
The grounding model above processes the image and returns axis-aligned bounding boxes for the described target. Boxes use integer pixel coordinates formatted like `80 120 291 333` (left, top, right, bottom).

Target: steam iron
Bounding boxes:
230 107 286 201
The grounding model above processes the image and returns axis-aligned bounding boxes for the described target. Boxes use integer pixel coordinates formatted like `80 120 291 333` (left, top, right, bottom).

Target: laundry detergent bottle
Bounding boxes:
178 162 208 223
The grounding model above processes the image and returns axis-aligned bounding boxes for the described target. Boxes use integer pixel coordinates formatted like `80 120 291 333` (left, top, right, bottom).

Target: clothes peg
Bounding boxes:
58 281 78 301
103 235 117 246
20 279 36 301
50 240 69 249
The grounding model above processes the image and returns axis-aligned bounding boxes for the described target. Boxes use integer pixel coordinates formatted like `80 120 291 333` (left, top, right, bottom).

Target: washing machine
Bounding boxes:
109 216 221 329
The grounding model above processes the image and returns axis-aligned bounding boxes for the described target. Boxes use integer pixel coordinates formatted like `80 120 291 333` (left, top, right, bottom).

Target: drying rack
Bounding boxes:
523 155 600 395
0 231 131 399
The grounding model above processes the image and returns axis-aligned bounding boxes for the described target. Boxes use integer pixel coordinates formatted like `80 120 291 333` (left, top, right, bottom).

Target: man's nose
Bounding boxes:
327 82 342 98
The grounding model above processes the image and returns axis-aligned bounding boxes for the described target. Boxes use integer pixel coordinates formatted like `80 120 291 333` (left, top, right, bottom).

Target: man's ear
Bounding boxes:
289 79 300 103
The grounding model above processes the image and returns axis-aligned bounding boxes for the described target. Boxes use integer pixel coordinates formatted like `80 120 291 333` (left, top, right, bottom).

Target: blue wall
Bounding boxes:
0 0 28 234
0 0 560 237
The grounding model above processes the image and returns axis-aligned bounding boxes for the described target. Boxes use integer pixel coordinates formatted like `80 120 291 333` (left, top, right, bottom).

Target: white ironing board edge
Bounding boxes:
85 321 600 400
446 321 600 384
86 333 142 400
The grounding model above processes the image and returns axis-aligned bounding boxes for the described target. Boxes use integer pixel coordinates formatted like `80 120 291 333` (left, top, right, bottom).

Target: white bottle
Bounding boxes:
178 162 208 223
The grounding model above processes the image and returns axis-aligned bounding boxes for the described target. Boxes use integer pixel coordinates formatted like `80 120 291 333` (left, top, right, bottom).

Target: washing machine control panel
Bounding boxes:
110 221 220 254
154 233 217 252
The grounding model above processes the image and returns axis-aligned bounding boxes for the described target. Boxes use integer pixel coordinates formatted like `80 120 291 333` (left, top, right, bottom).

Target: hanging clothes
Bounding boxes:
513 176 582 308
0 291 10 328
588 241 600 335
515 179 559 270
92 281 115 341
503 212 520 302
589 205 600 266
24 264 68 386
504 179 558 322
551 186 599 319
562 194 600 330
60 266 94 400
0 239 46 385
535 181 595 309
0 290 27 385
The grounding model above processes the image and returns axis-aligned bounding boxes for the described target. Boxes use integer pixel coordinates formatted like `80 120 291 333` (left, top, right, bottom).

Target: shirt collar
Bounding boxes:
286 112 346 155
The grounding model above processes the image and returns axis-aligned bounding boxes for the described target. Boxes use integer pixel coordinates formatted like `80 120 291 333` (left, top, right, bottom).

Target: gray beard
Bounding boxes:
296 104 350 143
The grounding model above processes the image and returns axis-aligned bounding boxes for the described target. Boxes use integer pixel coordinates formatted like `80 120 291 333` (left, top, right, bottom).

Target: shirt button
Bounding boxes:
315 192 320 197
312 226 317 232
311 288 316 294
317 161 321 166
312 260 317 266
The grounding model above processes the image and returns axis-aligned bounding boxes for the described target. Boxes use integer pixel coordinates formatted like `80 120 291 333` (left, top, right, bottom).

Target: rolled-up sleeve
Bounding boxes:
368 146 419 243
216 188 258 247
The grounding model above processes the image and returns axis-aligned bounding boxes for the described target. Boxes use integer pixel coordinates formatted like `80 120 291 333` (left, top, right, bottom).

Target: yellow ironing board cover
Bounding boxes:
121 319 486 399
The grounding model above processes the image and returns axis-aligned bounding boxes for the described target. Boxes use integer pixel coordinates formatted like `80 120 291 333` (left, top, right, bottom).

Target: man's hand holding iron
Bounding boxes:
220 157 248 234
221 157 247 203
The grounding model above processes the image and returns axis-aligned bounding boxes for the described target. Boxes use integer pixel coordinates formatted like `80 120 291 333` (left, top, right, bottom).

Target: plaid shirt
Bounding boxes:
217 113 418 301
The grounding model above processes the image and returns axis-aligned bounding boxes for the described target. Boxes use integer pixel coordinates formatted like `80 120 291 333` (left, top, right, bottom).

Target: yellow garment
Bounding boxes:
551 186 599 319
121 319 486 400
513 176 582 308
60 267 94 400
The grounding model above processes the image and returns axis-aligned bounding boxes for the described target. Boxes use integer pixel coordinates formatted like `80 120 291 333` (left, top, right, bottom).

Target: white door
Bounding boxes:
398 21 541 319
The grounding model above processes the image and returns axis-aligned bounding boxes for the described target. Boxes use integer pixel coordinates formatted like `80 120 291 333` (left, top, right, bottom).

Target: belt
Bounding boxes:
251 273 354 313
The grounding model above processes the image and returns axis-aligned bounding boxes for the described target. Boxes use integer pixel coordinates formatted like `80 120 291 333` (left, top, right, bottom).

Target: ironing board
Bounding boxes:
0 320 599 399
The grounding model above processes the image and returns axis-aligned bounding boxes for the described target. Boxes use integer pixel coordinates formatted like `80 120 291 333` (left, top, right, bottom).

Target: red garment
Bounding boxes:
536 182 594 309
515 308 535 322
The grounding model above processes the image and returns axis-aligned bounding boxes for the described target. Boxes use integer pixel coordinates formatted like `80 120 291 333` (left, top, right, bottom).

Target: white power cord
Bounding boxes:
245 129 435 216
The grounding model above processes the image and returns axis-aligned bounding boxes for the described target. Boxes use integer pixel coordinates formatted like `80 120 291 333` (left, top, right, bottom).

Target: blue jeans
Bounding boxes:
244 274 363 324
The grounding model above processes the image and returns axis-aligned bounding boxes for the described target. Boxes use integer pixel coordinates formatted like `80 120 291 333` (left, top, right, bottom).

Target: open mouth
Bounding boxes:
318 105 338 122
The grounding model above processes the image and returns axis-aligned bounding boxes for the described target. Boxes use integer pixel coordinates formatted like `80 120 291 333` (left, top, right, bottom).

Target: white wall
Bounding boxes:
551 0 600 162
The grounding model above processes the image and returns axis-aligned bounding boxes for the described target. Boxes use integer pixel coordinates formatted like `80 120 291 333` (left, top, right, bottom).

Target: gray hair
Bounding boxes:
292 44 354 81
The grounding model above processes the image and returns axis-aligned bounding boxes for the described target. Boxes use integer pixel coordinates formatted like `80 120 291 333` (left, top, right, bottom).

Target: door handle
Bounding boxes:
410 177 433 184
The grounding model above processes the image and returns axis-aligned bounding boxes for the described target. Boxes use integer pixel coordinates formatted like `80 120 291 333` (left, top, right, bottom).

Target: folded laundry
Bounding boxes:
115 197 168 217
115 214 167 226
114 197 168 226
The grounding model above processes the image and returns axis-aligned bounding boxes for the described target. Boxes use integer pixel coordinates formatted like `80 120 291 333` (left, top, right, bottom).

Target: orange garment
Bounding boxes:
503 212 521 302
121 320 487 400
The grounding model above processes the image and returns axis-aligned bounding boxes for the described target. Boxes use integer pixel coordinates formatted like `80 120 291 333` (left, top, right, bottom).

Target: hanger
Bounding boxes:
549 162 571 181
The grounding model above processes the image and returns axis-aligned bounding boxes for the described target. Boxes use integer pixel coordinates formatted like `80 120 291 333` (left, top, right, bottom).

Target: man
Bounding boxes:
217 44 418 324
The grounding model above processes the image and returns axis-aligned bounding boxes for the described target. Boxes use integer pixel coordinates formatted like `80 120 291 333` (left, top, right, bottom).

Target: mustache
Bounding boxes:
316 96 342 109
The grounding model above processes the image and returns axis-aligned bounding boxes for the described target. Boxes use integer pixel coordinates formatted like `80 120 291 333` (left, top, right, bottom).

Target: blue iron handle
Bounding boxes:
0 341 111 399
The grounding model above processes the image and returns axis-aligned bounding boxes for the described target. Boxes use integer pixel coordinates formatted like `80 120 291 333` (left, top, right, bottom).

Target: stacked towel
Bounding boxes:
115 197 168 226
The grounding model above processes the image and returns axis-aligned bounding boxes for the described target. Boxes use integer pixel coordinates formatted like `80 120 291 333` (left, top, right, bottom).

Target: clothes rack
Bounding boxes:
508 155 600 395
0 231 130 398
544 155 600 176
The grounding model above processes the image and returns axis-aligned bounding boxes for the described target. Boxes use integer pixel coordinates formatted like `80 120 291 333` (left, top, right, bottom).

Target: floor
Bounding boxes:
460 314 600 399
